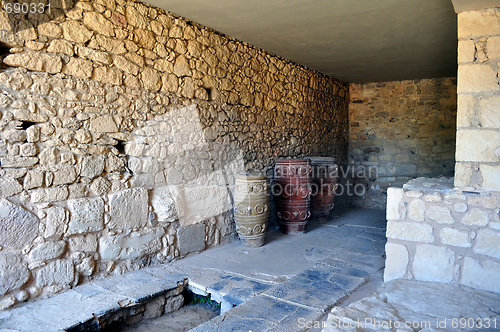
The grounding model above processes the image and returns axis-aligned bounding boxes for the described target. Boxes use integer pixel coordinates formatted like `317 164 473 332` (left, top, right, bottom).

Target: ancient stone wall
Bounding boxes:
384 7 500 294
455 7 500 191
385 178 500 293
0 0 348 309
348 78 457 209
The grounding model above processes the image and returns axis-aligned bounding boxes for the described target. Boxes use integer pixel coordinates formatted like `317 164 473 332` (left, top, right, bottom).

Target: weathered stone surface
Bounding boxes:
458 39 475 63
68 234 97 253
383 243 408 282
151 186 178 222
177 185 232 226
440 227 471 248
114 55 139 75
0 252 29 296
458 7 500 39
0 156 38 168
461 207 489 226
3 52 62 74
173 55 191 77
35 259 74 288
425 205 454 224
52 166 77 186
80 155 105 179
38 22 63 38
19 143 37 157
478 96 500 129
28 241 66 262
140 67 161 91
161 73 178 93
99 228 164 260
461 257 500 293
108 188 148 230
75 257 95 277
30 187 68 203
0 199 38 248
92 66 122 85
164 294 184 314
47 39 73 55
407 199 424 221
456 129 500 163
413 244 455 283
454 202 468 213
480 165 500 191
386 188 403 220
60 21 93 43
89 115 118 133
44 206 67 239
23 170 44 190
386 221 434 243
63 57 93 79
0 178 23 197
474 229 500 259
457 64 499 93
67 197 105 235
83 12 114 37
177 224 206 256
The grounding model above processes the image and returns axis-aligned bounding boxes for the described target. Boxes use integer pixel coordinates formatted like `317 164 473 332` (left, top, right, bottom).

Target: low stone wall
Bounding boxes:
0 0 348 310
384 178 500 293
348 78 457 209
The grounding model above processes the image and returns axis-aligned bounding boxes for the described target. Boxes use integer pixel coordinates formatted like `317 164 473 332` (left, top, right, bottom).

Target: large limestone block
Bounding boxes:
3 52 62 74
60 21 93 43
458 8 500 39
30 187 68 203
83 12 114 37
151 186 178 222
478 96 500 129
386 221 434 243
0 252 30 296
413 244 455 283
0 199 38 248
35 259 74 288
79 155 105 179
108 188 149 230
457 64 499 93
461 257 500 293
474 229 500 259
176 185 232 226
28 240 66 262
386 187 403 220
177 224 206 256
89 115 118 133
44 206 67 239
67 197 105 235
384 242 409 282
480 165 500 191
99 228 164 260
0 178 23 197
456 129 500 163
440 227 471 247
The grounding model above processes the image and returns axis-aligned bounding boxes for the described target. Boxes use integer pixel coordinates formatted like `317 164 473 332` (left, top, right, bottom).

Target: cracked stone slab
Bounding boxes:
91 269 183 303
190 295 324 332
264 266 366 311
323 279 500 332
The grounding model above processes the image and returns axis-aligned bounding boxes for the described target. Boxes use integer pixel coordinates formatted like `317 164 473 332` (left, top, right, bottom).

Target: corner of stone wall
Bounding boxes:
384 177 500 294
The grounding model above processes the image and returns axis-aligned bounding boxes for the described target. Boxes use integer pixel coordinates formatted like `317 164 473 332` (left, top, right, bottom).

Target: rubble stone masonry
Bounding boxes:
349 78 457 209
0 0 348 309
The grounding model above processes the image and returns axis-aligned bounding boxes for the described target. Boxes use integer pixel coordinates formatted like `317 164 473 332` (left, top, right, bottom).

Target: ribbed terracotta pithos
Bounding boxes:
309 157 338 218
233 173 270 247
273 158 312 234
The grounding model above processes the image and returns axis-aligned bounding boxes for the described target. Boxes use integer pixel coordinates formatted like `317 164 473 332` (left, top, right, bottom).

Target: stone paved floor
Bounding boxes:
0 208 388 331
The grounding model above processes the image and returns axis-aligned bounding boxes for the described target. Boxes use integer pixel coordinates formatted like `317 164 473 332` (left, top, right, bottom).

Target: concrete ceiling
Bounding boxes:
144 0 463 83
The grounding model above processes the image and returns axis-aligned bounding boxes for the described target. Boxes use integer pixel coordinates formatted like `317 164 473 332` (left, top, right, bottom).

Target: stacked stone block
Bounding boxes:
455 7 500 191
385 178 500 293
349 78 457 209
0 0 348 310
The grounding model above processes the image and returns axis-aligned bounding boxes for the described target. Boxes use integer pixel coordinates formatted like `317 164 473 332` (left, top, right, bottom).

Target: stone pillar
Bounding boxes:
455 7 500 191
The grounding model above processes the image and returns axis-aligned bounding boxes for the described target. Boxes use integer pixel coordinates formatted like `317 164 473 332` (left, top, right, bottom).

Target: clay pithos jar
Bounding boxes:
309 156 338 220
273 158 312 234
233 173 270 247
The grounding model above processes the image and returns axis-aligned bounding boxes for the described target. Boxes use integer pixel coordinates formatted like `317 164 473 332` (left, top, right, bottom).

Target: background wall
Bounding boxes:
348 78 457 209
0 0 348 309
